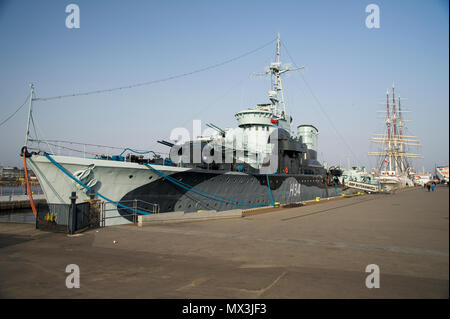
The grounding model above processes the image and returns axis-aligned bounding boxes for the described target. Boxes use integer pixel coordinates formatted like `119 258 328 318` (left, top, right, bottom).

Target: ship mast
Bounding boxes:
391 82 402 172
386 89 392 171
275 33 287 118
24 83 34 147
368 85 422 175
255 33 303 120
398 94 406 172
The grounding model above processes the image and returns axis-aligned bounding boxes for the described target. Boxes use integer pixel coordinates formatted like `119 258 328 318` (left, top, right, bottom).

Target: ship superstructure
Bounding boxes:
169 35 323 176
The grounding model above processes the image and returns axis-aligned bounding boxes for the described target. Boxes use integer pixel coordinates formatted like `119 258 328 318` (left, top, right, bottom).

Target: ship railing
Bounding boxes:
100 199 160 227
27 138 169 162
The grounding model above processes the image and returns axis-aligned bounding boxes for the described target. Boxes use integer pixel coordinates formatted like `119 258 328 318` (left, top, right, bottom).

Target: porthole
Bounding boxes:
129 175 133 179
149 176 153 180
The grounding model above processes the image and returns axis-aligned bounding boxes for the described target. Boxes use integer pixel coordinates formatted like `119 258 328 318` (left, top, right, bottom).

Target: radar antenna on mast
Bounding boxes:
253 33 304 119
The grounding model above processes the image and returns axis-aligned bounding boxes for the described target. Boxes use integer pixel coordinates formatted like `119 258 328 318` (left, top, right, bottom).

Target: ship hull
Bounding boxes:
28 154 341 225
376 174 414 191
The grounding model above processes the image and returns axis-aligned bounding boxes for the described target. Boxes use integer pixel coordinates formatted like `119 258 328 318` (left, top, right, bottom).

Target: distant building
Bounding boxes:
0 166 36 179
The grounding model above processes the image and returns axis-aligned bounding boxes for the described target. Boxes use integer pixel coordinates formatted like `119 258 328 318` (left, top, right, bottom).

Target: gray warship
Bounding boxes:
23 34 344 225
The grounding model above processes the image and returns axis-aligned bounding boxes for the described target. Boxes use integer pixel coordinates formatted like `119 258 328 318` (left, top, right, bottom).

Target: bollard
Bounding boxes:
70 192 78 234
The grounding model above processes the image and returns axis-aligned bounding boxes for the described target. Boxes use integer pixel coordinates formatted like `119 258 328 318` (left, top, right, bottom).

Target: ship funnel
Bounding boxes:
297 125 318 153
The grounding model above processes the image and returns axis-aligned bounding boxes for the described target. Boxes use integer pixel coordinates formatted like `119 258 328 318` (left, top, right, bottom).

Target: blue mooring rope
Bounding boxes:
266 174 275 206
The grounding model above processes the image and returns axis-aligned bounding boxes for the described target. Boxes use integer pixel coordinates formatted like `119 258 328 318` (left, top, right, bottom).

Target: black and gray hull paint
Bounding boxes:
118 170 339 221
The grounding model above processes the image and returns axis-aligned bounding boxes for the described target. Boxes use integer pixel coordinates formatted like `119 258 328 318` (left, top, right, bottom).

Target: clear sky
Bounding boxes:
0 0 448 172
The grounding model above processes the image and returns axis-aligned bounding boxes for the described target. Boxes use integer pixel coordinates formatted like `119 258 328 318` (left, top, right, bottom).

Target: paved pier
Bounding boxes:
0 186 448 298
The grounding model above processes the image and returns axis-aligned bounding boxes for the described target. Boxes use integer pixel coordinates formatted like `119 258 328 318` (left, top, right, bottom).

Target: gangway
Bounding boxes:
346 181 380 193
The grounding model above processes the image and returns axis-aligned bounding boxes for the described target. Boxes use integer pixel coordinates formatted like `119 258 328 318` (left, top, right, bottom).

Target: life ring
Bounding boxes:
284 167 288 174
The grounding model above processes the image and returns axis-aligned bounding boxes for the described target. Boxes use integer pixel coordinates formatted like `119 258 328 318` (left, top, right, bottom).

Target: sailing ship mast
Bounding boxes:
368 84 422 174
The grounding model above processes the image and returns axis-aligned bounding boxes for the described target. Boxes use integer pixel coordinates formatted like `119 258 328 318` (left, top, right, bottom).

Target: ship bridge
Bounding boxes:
235 105 290 131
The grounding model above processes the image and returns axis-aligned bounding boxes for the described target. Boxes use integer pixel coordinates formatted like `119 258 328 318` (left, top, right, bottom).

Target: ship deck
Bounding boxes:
0 185 448 298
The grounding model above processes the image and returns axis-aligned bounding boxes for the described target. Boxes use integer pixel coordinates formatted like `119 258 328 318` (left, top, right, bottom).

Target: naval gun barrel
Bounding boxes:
206 123 226 136
157 140 174 147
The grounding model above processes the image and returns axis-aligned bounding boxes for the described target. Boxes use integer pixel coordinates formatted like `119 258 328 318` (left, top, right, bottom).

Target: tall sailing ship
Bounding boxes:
368 84 422 189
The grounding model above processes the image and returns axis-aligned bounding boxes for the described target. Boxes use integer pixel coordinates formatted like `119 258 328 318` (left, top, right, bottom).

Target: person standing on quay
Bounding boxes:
431 182 436 192
427 183 431 192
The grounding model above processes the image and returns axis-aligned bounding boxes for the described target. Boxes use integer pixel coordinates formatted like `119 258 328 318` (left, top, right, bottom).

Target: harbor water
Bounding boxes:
0 185 41 223
0 185 42 196
0 208 35 223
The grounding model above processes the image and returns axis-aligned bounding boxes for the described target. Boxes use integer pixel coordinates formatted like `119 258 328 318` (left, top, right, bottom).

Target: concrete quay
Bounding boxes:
0 185 448 298
0 194 46 211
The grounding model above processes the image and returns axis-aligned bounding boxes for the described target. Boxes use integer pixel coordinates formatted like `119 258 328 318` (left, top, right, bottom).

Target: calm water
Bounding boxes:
0 208 35 224
0 186 41 224
0 185 42 196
